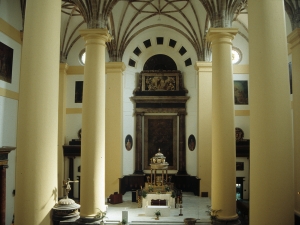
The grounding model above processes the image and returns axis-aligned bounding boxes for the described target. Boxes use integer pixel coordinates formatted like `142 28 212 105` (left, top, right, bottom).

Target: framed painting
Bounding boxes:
236 162 244 171
234 80 248 105
75 81 83 103
0 42 14 83
142 72 179 91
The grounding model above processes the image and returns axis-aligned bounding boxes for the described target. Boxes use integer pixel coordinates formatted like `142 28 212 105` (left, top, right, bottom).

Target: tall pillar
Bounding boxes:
58 63 68 198
288 28 300 223
14 1 61 224
105 62 125 195
134 113 144 174
79 29 111 220
248 1 294 224
177 113 187 175
207 28 238 223
195 62 212 197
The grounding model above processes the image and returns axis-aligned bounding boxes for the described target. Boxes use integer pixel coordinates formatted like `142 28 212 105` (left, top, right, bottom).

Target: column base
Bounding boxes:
176 170 188 175
133 170 144 175
59 217 103 225
213 218 241 225
74 217 103 225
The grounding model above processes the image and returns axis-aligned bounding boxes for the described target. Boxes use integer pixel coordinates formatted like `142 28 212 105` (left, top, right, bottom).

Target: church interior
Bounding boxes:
0 0 299 224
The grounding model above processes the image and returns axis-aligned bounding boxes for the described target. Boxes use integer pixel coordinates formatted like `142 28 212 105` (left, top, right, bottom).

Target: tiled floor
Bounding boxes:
104 192 212 225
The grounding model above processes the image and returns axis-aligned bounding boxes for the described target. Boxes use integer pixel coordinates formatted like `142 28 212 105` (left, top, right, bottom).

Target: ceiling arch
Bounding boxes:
58 0 249 64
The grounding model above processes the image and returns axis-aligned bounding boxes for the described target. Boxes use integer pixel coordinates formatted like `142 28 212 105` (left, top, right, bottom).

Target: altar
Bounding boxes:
145 205 171 217
140 149 179 217
142 193 175 209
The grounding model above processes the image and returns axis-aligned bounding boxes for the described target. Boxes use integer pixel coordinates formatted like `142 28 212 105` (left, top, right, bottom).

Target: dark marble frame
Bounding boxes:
144 115 177 170
131 70 189 175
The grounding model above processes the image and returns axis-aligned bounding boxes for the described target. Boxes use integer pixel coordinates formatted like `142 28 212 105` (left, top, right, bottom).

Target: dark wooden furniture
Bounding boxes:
62 145 81 199
236 177 245 200
108 192 123 204
236 199 249 218
236 139 250 157
0 146 15 225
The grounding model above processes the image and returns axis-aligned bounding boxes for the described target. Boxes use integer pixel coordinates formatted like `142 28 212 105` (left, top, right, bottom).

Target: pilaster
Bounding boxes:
288 28 300 220
194 62 212 197
58 63 69 198
177 112 187 175
105 62 125 196
134 113 144 174
0 147 15 225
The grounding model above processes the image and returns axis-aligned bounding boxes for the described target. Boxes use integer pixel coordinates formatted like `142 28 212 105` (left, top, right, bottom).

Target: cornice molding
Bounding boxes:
0 18 22 44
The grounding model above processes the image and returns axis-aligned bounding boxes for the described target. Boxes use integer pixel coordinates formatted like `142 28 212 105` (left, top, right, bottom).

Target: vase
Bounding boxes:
155 216 159 220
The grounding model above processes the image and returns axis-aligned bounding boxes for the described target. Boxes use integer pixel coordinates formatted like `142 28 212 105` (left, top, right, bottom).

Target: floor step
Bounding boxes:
129 221 211 225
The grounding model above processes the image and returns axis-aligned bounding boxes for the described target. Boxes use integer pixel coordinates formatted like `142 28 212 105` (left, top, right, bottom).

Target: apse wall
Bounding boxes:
122 26 199 175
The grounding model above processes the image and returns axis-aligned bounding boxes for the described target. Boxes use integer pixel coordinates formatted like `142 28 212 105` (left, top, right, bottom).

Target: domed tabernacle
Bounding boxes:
150 148 169 170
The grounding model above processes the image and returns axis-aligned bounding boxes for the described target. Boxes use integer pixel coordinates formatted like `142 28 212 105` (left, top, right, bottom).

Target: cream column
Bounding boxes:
248 1 294 224
79 29 111 219
58 63 68 198
194 62 212 197
207 28 238 222
288 28 300 220
105 62 125 195
14 0 61 224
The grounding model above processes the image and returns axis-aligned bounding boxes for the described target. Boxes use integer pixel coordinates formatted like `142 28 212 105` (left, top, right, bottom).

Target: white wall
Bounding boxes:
0 0 23 31
121 27 199 175
65 74 83 143
0 97 18 225
0 3 22 221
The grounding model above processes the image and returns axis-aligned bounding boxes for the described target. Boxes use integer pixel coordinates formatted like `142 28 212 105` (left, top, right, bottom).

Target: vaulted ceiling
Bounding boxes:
18 0 300 65
59 0 248 63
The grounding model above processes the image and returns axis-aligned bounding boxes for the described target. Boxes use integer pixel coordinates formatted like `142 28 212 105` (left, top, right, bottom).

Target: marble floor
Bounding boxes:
103 192 212 225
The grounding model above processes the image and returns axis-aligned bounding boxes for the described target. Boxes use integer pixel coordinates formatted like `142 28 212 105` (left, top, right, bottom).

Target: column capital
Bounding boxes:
207 28 238 43
194 61 212 72
177 112 187 116
0 165 8 170
106 62 126 74
80 28 112 43
136 112 145 117
287 28 300 50
0 146 15 166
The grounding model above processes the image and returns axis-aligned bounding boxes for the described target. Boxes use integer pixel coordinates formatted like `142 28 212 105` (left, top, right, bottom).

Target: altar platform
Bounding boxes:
103 192 211 225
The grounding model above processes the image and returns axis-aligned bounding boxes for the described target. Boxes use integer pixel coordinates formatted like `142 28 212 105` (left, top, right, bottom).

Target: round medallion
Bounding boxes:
188 134 196 151
125 134 133 150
